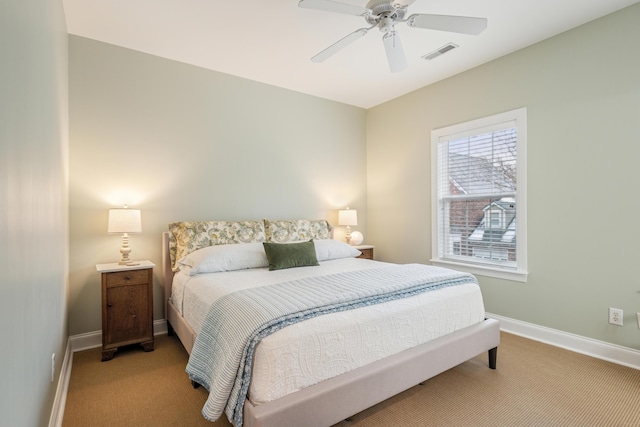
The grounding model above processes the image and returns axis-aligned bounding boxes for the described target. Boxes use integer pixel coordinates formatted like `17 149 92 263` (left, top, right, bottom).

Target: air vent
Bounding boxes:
422 43 459 61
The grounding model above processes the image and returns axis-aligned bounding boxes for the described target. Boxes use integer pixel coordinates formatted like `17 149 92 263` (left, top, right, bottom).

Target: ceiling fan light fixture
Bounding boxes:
378 15 395 32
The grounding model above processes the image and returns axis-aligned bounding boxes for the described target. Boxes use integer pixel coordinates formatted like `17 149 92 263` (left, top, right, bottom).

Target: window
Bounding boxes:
431 108 527 282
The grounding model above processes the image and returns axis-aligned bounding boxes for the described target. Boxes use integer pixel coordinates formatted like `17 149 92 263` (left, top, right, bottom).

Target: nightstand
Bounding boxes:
355 245 374 260
96 260 155 361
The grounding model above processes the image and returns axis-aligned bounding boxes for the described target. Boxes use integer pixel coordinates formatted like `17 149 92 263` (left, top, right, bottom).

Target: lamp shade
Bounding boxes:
338 208 358 226
108 208 142 234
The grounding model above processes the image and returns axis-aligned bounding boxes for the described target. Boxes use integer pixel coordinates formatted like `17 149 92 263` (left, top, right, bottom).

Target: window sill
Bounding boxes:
430 259 528 283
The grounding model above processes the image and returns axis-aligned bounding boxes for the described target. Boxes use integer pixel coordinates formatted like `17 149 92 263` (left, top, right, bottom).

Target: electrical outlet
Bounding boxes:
609 307 623 326
636 312 640 330
51 353 55 382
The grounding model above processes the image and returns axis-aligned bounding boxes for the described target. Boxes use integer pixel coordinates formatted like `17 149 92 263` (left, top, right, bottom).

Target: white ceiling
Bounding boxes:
63 0 639 109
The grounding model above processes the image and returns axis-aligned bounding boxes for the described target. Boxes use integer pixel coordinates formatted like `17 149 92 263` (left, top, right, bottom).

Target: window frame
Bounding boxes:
430 108 528 282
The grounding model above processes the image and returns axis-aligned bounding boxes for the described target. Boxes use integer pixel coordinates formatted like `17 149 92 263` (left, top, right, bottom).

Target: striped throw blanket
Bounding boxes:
186 264 477 426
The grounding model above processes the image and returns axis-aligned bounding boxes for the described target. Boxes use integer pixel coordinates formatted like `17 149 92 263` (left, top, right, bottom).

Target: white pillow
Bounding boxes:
177 242 268 275
314 239 361 261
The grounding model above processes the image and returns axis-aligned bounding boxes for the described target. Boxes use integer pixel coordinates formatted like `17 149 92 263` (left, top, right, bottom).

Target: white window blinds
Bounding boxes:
431 108 527 281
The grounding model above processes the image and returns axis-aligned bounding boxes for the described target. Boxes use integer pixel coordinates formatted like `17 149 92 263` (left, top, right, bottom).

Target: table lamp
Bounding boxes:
108 206 142 264
338 207 358 245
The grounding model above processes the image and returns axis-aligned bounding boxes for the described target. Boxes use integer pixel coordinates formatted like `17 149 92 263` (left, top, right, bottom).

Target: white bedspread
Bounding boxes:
172 258 485 405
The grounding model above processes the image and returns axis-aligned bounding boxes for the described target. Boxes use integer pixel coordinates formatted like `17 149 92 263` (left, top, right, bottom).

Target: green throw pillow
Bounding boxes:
263 240 319 271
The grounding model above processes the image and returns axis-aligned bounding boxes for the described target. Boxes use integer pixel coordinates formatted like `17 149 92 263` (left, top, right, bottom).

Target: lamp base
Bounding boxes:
118 233 133 265
118 254 133 264
345 226 352 245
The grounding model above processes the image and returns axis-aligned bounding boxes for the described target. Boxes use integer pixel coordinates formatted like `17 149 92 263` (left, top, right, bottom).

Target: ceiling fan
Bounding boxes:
298 0 487 72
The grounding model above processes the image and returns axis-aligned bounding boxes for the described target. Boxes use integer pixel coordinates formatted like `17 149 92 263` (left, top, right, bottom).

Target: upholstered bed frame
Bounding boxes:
161 231 500 427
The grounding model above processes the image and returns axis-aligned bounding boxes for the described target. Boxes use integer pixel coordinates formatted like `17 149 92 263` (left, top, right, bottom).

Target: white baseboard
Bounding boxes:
48 339 72 427
487 313 640 370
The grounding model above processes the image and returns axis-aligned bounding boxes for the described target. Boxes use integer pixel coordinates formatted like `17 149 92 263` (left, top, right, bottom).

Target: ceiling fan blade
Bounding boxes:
311 28 369 63
407 14 488 35
298 0 370 16
382 31 407 73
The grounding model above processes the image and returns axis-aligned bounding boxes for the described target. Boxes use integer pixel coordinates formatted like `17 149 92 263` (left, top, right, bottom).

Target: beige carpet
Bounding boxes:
63 332 640 426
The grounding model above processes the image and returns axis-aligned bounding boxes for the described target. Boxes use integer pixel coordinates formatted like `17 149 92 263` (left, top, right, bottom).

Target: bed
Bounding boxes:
161 219 499 427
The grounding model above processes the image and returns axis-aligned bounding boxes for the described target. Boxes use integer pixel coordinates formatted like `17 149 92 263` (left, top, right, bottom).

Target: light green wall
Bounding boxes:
68 36 367 335
0 0 69 425
367 4 640 349
68 3 640 350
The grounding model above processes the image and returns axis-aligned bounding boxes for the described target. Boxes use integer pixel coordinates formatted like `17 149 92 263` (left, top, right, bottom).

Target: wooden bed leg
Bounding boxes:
488 347 498 369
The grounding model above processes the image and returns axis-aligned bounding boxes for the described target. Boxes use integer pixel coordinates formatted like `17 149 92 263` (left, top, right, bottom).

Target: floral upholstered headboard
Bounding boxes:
168 219 333 271
263 219 333 243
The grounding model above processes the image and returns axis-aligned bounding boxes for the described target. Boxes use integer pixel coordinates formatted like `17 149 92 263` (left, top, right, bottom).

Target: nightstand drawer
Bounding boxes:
105 269 149 287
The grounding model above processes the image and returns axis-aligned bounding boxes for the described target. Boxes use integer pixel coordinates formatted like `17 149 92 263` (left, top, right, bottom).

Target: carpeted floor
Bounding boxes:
62 332 640 426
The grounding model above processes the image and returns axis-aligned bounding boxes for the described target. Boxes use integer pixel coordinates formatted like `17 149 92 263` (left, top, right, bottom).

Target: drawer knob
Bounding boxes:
124 275 131 280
